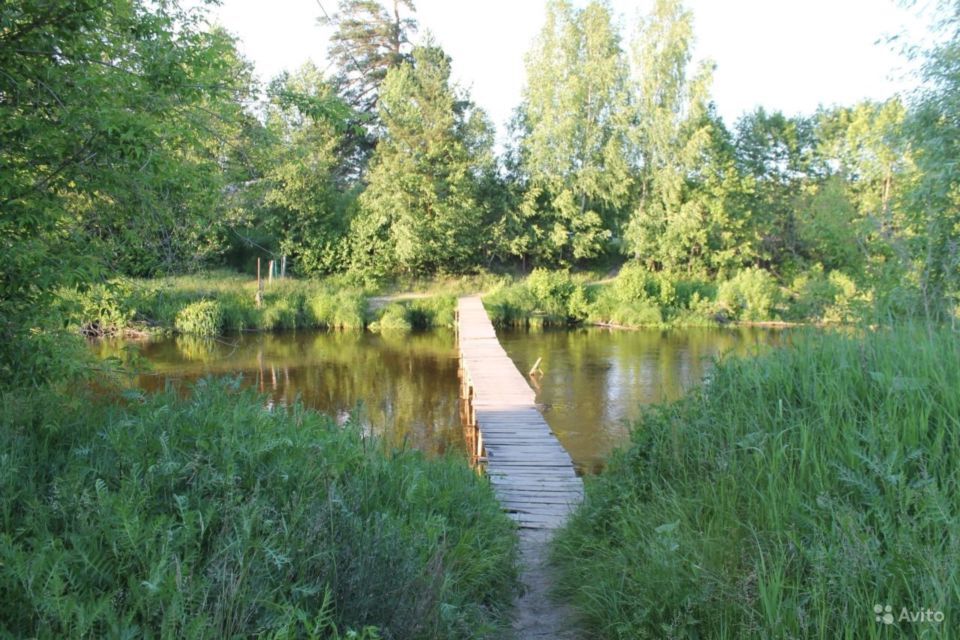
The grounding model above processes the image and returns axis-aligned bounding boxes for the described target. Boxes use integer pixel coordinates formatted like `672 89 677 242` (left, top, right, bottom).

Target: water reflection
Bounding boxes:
90 326 785 471
90 330 464 455
497 326 786 473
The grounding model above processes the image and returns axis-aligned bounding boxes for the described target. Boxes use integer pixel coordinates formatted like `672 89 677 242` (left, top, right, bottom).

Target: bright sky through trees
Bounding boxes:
205 0 925 143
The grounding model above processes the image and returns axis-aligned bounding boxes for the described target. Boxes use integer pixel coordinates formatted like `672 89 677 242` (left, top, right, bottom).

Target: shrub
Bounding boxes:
526 268 577 319
261 294 302 331
788 267 870 323
59 280 137 336
308 290 368 330
788 265 836 321
483 282 537 327
588 264 678 326
174 299 224 336
218 291 260 332
483 269 587 327
553 328 960 637
408 295 457 329
823 270 870 323
371 303 412 332
717 267 780 321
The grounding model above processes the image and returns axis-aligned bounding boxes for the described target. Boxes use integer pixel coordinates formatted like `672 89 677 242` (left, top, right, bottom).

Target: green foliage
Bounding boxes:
625 0 717 273
484 270 589 326
717 267 780 321
57 281 138 337
367 295 458 332
513 0 630 265
787 266 871 323
526 269 584 320
320 0 418 117
174 300 225 337
262 64 357 276
407 296 457 329
351 45 498 277
307 290 368 330
57 274 377 335
371 304 413 332
0 380 518 638
589 293 663 327
904 2 960 321
261 296 300 331
0 0 256 382
588 264 719 326
483 283 539 327
554 328 960 637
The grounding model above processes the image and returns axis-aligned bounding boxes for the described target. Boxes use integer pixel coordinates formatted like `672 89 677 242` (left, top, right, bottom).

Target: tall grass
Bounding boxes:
0 380 518 638
56 273 375 336
553 327 959 638
368 296 457 332
58 267 878 338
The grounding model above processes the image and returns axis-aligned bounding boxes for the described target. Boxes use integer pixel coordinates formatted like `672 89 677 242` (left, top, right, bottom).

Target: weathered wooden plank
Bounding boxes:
458 295 583 531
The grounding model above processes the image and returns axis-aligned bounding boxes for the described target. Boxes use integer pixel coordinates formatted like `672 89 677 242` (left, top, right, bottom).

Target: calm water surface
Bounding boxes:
497 326 786 473
91 330 465 455
91 326 784 471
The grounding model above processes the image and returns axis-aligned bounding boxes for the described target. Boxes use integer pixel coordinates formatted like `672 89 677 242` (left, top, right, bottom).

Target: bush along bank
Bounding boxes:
57 265 875 340
483 264 875 329
551 327 959 638
56 272 458 338
0 379 519 638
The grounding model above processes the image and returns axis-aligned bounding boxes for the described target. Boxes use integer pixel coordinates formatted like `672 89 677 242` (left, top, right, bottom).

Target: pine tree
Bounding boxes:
320 0 418 115
351 45 495 277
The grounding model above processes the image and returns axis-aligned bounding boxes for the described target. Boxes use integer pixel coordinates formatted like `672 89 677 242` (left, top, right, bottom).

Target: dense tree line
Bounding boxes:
3 0 960 374
238 0 959 321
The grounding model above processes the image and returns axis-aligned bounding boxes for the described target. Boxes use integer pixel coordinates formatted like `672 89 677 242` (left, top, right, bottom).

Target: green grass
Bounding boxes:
56 272 374 336
0 380 518 638
57 272 468 337
55 265 877 341
552 326 959 638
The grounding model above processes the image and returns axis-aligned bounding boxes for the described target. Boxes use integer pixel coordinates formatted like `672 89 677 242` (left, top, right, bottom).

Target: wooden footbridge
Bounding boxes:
457 296 583 529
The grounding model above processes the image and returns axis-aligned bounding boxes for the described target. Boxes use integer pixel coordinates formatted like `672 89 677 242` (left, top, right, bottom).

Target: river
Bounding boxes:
90 326 784 472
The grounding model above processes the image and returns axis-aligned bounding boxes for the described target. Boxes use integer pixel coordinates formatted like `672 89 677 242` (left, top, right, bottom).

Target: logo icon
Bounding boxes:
875 604 894 625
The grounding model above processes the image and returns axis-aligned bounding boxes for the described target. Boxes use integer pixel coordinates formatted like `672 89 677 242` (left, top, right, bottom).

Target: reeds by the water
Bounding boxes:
553 326 959 638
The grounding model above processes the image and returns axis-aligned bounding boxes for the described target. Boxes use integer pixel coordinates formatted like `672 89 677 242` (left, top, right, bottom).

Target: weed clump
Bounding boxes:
371 303 413 332
308 290 367 329
174 299 224 336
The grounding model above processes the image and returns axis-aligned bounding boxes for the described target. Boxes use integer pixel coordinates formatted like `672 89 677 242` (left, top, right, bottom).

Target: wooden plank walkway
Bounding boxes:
457 296 583 530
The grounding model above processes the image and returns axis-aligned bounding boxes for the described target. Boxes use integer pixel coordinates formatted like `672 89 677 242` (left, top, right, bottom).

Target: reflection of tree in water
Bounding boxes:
497 326 786 473
94 326 786 466
114 329 464 456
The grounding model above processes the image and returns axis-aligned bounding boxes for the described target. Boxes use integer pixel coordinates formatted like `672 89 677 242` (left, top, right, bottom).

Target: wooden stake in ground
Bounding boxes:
255 257 263 308
268 259 274 285
529 356 544 377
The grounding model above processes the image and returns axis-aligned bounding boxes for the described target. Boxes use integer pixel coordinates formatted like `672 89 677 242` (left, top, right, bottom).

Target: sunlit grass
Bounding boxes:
0 379 518 638
553 326 959 638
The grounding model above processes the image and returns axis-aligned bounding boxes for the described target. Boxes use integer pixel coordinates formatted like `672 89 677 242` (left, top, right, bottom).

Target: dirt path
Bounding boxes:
366 292 434 311
512 529 583 639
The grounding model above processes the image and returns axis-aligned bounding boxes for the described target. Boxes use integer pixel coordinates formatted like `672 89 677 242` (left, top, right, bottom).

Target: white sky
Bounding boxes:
203 0 928 144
